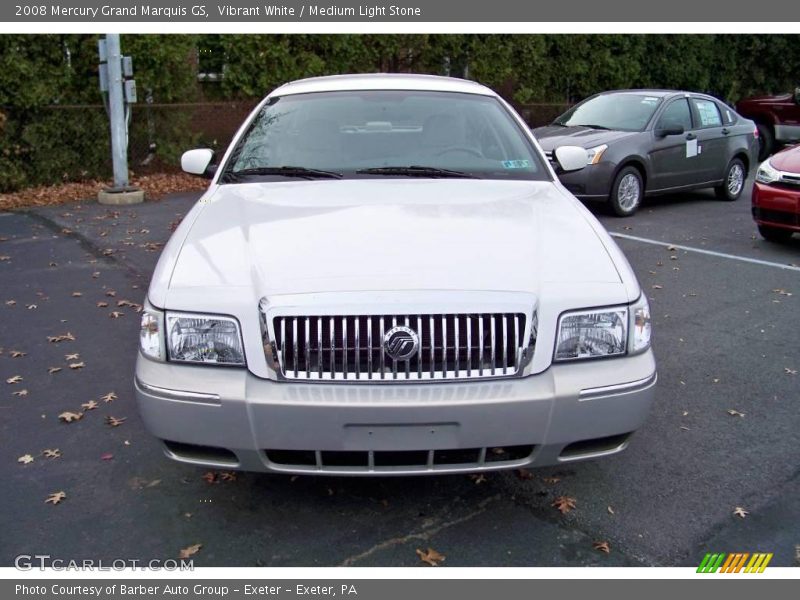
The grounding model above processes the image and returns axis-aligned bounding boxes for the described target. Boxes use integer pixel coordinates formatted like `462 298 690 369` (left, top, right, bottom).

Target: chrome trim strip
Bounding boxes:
135 378 221 405
579 372 658 400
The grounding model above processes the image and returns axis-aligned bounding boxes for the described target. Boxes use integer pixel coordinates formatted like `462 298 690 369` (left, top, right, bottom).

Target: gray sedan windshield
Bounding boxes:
555 93 663 131
224 90 547 181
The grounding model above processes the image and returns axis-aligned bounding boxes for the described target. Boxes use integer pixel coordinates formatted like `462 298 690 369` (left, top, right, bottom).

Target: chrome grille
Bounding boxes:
267 313 533 382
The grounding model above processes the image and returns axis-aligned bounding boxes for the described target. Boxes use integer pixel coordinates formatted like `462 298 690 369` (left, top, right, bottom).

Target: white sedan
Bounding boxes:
135 74 656 475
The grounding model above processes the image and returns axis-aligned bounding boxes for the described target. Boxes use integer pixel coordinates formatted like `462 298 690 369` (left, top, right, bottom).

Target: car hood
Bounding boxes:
533 125 638 150
769 144 800 173
166 179 622 297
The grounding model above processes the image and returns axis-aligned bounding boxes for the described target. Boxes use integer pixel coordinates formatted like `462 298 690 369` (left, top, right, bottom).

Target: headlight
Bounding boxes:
629 294 651 354
586 144 608 165
166 312 245 366
755 159 781 184
139 309 166 361
555 307 627 361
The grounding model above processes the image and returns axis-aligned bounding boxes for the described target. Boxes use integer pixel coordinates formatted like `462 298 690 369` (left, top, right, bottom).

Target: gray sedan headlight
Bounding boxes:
166 312 245 366
555 307 628 361
755 160 781 184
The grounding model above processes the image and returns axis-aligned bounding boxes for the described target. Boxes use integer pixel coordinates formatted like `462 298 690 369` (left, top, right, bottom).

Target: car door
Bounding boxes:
649 97 703 190
689 97 728 183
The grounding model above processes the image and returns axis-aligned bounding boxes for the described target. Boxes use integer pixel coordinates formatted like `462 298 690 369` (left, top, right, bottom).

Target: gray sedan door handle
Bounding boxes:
685 133 697 140
721 128 730 135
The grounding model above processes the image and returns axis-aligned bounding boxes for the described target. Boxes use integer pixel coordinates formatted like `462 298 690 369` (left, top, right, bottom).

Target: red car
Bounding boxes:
753 144 800 242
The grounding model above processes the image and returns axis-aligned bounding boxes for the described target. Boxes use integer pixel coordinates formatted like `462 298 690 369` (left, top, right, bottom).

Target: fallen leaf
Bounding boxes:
45 491 66 505
58 411 82 423
416 547 446 566
785 368 797 376
733 506 749 519
542 476 561 484
26 304 37 310
5 300 17 306
10 350 26 358
607 505 615 515
18 454 34 465
100 453 114 461
47 332 75 343
68 362 85 370
552 496 577 514
47 367 62 375
12 389 28 397
101 392 117 403
81 400 99 411
219 472 237 482
593 541 611 553
96 301 108 307
6 375 23 384
202 472 218 484
71 292 83 297
105 290 117 297
43 449 61 459
667 245 676 251
105 416 126 427
65 353 80 361
727 409 745 418
652 284 663 290
178 543 202 560
712 378 720 384
469 473 487 485
515 468 534 480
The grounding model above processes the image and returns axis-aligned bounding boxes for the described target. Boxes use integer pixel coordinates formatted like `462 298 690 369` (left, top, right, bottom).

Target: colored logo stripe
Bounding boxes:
697 552 773 573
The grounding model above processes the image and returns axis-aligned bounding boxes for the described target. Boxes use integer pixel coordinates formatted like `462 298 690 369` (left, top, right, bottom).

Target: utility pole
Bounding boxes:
97 34 144 205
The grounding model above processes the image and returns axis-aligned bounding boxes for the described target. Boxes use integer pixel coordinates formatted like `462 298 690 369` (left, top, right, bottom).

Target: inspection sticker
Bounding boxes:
502 159 531 169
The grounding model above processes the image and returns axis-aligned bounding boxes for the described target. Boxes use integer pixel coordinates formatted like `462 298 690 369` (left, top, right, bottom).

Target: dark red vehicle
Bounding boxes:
752 144 800 242
737 88 800 160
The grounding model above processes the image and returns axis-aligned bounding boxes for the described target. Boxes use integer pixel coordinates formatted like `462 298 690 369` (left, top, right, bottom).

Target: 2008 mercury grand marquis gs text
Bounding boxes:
134 74 657 475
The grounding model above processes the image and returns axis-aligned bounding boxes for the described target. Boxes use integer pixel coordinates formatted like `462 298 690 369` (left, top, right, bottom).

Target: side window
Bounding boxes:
657 99 693 131
691 98 723 128
720 104 736 125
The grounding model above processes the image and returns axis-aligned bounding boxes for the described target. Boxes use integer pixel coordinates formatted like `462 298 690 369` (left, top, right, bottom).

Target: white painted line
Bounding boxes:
610 232 800 273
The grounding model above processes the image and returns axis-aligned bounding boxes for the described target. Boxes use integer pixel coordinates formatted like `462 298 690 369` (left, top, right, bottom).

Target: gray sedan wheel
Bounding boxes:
715 158 745 201
609 166 643 217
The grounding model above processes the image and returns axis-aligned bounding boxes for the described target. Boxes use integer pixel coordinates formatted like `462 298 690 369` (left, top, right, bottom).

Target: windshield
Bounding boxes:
222 90 547 181
554 93 663 132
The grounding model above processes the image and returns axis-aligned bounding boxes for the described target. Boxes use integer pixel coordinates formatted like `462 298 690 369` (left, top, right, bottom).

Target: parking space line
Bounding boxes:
610 232 800 273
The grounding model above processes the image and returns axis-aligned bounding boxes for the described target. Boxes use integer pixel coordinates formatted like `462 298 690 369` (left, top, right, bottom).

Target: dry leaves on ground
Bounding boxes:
58 411 83 423
593 541 611 553
18 454 34 465
6 375 23 384
101 392 117 403
0 173 207 212
12 389 28 397
552 496 577 514
81 400 99 411
10 350 26 358
733 506 749 519
45 491 66 505
178 543 203 560
727 409 746 418
43 449 62 459
105 416 126 427
416 547 446 566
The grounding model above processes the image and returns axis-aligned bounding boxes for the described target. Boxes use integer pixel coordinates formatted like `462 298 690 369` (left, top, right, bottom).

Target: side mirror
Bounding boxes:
553 145 588 173
655 125 685 137
181 148 216 179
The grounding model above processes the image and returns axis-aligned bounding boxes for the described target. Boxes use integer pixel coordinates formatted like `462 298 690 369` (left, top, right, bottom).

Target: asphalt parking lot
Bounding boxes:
1 175 798 568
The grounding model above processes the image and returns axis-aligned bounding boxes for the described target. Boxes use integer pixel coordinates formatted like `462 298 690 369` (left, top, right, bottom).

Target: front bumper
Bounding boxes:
135 349 656 476
752 181 800 231
554 162 617 200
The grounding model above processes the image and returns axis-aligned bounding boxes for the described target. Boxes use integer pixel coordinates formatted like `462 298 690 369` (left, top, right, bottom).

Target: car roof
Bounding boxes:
269 73 497 98
596 89 723 101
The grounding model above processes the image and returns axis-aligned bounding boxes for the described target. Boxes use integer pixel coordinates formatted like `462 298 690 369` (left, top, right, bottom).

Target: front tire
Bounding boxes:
756 123 774 161
758 224 794 243
608 166 643 217
715 158 746 201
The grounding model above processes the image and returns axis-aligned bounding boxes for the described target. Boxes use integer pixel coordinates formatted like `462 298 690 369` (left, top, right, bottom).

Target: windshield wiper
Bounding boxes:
573 123 612 131
221 166 343 182
356 166 478 179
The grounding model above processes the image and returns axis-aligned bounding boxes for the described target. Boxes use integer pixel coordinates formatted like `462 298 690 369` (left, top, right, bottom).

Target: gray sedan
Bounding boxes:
534 90 759 216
